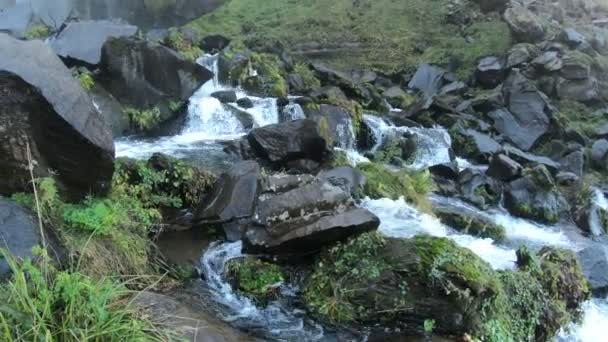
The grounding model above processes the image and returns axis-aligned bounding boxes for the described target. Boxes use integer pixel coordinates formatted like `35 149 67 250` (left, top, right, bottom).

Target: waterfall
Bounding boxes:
589 189 608 236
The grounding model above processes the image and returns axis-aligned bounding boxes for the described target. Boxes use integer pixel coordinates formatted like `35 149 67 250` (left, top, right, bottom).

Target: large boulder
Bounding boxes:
486 153 522 181
247 119 330 170
0 197 62 279
504 165 567 224
0 34 114 198
99 36 213 128
491 70 552 151
408 64 446 108
0 2 32 37
245 181 379 255
303 104 356 148
504 4 546 42
49 20 138 66
72 0 226 29
578 244 608 296
194 161 261 240
304 233 589 341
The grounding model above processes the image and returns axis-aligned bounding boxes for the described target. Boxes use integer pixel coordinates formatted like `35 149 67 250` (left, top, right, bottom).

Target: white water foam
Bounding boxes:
361 197 517 270
588 189 608 236
558 297 608 342
114 54 280 159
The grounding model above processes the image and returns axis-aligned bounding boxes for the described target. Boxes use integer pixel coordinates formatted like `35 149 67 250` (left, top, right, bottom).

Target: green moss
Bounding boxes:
303 232 389 322
25 24 50 40
331 150 351 168
293 62 321 90
124 107 162 132
75 71 95 91
164 29 202 62
226 257 284 303
187 0 511 74
357 162 433 212
449 128 478 159
242 53 288 97
556 100 604 136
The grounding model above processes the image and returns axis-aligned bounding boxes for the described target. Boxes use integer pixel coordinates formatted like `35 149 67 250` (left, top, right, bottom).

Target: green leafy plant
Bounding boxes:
124 107 162 132
227 257 284 303
25 24 50 40
76 71 95 91
165 30 203 62
424 319 436 333
0 248 169 341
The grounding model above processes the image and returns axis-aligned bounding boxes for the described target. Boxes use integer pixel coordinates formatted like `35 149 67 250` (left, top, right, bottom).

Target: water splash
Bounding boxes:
200 241 325 341
557 297 608 342
589 189 608 236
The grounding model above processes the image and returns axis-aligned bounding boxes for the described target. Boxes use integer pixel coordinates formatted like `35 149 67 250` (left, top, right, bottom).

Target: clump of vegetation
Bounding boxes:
226 257 284 303
303 232 389 322
357 162 434 212
243 53 288 97
25 24 50 40
164 30 203 62
303 233 589 341
75 71 95 91
556 100 604 137
0 248 169 341
293 62 321 90
124 107 162 132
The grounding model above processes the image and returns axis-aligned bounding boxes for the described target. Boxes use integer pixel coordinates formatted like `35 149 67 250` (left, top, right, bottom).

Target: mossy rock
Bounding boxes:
226 257 284 304
303 232 590 340
436 210 506 242
241 53 288 97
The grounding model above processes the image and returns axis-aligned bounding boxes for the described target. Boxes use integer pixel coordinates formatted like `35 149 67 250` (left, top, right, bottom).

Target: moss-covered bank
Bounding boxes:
303 232 589 341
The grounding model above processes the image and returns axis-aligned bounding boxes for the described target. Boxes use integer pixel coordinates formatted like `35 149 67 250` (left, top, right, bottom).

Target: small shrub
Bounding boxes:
226 257 284 303
76 71 95 91
124 107 162 132
293 62 321 90
25 24 50 40
165 30 202 62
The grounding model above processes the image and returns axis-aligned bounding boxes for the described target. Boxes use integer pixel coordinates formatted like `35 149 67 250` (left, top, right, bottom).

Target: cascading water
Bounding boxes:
588 189 608 236
361 114 452 170
200 241 325 341
114 54 279 163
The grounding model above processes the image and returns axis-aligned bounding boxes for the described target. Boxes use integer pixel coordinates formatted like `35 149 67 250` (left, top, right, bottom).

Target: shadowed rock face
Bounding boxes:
72 0 226 29
0 34 114 198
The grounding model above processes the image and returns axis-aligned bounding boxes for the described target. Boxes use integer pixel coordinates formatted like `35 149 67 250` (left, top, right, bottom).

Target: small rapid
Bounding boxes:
200 241 325 341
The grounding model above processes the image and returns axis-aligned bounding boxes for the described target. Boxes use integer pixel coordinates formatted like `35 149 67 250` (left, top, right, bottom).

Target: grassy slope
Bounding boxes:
187 0 512 76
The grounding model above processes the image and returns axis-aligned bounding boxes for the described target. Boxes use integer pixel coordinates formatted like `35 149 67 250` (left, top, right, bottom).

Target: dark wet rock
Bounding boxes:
317 166 367 196
457 129 501 163
194 161 260 240
560 28 587 48
351 69 378 84
506 43 539 68
309 85 348 103
236 97 254 109
0 197 63 279
247 119 330 169
383 86 408 108
99 36 212 126
476 56 506 88
0 34 114 198
200 34 230 53
560 150 584 177
561 55 591 80
211 90 237 103
49 20 137 66
493 70 552 151
531 51 563 72
503 145 561 173
591 139 608 170
556 77 600 102
224 105 254 130
132 291 253 342
487 154 523 182
244 181 379 255
556 171 579 186
286 73 306 94
504 165 566 224
72 0 226 30
408 64 445 107
459 169 502 209
261 173 315 194
504 4 546 43
304 104 356 148
439 81 467 95
474 0 509 12
578 245 608 296
311 63 363 99
90 83 128 137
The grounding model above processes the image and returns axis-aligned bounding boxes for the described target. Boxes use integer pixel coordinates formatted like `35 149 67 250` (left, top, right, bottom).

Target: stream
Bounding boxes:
114 54 608 341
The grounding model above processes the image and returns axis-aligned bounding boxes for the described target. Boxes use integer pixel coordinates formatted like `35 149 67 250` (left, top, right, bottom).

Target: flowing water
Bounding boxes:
114 53 608 341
